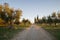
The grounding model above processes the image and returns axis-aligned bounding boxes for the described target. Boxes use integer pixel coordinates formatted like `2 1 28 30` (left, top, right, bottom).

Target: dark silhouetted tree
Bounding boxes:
42 16 47 23
47 15 52 25
51 12 57 27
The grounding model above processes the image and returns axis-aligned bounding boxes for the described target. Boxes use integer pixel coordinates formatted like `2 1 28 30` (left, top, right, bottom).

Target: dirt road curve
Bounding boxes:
11 25 56 40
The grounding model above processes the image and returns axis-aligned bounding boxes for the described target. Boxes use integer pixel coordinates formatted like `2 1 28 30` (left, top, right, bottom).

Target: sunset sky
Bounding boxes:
0 0 60 23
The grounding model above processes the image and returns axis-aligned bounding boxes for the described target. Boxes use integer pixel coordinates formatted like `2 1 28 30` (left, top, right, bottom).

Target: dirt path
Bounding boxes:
11 25 56 40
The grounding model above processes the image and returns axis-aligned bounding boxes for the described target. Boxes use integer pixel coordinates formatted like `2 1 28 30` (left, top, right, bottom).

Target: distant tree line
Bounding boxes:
22 18 31 24
34 11 60 27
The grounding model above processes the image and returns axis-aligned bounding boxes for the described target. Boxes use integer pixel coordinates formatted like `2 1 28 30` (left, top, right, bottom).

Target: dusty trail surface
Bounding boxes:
11 25 56 40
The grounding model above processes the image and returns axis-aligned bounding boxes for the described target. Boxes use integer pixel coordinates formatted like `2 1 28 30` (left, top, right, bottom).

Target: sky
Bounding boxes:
0 0 60 23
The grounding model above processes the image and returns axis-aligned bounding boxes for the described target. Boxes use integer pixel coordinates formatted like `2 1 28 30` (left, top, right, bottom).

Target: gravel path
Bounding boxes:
11 25 56 40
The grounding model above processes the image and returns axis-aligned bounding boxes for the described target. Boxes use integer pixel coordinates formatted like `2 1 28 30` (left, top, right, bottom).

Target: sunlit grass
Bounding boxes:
0 23 31 40
37 24 60 40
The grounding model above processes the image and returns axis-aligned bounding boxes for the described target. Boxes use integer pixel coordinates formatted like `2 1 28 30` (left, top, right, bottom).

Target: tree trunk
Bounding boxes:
55 23 56 27
8 20 13 29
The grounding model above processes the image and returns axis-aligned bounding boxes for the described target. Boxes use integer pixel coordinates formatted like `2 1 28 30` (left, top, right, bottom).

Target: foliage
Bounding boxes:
34 11 60 27
47 15 52 25
0 3 22 27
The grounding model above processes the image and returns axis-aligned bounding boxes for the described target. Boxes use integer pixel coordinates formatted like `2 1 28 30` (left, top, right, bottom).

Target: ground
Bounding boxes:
11 24 56 40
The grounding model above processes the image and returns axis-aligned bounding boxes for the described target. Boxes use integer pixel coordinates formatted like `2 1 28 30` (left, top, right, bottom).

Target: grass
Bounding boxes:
0 23 31 40
37 24 60 40
0 26 23 40
45 29 60 40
